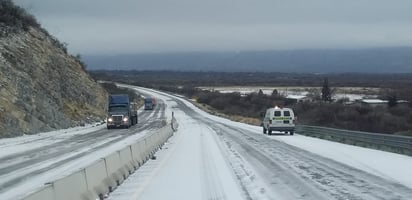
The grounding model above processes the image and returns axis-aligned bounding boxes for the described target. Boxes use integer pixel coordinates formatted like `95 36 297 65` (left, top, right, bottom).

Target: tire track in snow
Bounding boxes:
163 93 412 200
212 122 412 200
209 123 330 200
200 124 227 200
0 101 165 195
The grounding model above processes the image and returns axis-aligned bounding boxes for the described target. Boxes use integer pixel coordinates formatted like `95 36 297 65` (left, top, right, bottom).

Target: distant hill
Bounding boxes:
84 47 412 73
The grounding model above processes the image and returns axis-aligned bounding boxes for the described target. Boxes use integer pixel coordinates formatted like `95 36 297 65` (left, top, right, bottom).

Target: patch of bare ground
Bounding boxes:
190 99 261 126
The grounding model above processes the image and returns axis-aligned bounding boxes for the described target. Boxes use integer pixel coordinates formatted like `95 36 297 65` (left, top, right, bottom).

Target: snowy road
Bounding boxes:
2 85 412 200
0 98 167 200
110 86 412 200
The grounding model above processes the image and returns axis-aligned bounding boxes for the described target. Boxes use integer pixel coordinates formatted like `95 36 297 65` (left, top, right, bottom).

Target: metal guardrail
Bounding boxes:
296 125 412 156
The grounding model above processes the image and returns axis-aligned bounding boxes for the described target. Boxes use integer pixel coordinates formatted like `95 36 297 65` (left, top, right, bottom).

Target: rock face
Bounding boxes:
0 2 107 137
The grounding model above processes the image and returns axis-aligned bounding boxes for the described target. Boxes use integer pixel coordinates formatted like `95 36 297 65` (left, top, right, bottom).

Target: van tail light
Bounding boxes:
269 120 272 124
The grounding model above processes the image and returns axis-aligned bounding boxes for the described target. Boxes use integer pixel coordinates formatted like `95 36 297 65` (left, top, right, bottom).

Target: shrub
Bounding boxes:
0 1 70 54
292 101 412 134
389 105 410 117
74 54 87 71
0 0 40 32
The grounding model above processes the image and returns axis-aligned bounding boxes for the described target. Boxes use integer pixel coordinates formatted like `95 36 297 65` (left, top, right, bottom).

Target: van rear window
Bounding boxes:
274 111 281 116
284 111 291 116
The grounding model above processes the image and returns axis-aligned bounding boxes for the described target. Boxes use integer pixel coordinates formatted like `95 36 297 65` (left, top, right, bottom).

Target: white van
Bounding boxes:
262 107 296 135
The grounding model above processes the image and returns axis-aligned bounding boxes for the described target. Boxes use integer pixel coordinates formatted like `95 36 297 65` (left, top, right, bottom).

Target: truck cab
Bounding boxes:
144 97 155 110
107 94 138 129
262 107 296 135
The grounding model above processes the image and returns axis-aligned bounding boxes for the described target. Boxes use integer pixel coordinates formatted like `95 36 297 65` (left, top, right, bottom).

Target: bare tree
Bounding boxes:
258 89 264 96
322 77 332 102
271 89 279 96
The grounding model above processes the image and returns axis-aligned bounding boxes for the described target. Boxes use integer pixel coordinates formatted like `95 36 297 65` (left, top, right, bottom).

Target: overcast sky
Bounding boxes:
14 0 412 55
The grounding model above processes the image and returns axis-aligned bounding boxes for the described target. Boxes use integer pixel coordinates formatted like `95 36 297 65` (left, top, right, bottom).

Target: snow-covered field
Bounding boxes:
109 86 412 200
198 86 378 101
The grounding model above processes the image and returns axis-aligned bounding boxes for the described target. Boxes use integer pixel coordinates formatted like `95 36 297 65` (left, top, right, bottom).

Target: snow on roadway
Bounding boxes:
0 104 157 200
109 87 245 200
109 111 244 200
0 123 105 158
161 88 412 188
130 87 412 191
0 104 145 159
0 127 150 200
269 133 412 188
7 85 408 200
0 87 172 200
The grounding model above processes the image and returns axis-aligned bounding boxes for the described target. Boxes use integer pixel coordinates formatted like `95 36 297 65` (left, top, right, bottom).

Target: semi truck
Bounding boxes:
144 97 156 110
106 94 138 129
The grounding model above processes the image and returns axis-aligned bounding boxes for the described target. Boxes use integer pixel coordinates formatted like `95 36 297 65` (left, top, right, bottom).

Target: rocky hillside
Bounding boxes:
0 1 107 137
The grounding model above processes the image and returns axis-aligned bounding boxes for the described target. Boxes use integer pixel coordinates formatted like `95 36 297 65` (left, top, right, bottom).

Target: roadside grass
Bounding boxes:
192 100 261 126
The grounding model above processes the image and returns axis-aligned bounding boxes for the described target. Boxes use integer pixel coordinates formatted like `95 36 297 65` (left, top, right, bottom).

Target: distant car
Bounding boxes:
262 107 296 135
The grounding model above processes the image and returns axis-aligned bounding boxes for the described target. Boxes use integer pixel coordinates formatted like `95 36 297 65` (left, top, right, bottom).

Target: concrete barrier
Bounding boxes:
21 121 177 200
104 152 124 192
138 139 149 163
84 160 109 200
150 135 157 156
23 185 54 200
138 140 146 164
145 136 154 158
119 146 134 176
130 141 144 167
53 171 88 200
171 114 179 132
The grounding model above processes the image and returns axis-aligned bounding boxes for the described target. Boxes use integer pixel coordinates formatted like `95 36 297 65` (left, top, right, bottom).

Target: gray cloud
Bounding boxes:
14 0 412 54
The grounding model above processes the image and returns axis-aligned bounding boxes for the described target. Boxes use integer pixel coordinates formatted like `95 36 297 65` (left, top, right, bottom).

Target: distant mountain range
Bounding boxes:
84 47 412 73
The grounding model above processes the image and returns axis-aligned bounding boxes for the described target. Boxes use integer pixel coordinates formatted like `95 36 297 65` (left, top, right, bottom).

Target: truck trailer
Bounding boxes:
144 97 156 110
107 94 138 129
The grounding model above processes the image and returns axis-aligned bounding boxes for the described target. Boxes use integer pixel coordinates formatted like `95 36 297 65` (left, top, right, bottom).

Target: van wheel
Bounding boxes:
290 131 294 135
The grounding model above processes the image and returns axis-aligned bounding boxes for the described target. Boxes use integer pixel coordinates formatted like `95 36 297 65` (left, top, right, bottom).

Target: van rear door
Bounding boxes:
273 110 283 124
283 110 291 124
